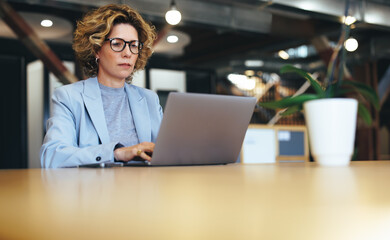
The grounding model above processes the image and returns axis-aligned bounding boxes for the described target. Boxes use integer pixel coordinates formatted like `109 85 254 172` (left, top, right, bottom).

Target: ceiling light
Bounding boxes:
344 37 358 52
278 50 289 60
165 0 182 25
342 16 356 25
40 19 53 27
244 60 264 67
167 35 179 43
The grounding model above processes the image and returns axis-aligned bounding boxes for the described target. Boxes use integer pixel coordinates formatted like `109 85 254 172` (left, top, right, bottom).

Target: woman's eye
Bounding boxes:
112 42 122 47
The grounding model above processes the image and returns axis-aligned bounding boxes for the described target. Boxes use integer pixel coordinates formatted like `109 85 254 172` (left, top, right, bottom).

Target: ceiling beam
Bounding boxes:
0 0 77 84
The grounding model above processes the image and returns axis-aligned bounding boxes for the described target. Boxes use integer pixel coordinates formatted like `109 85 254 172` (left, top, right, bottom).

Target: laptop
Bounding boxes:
79 92 256 168
128 92 256 166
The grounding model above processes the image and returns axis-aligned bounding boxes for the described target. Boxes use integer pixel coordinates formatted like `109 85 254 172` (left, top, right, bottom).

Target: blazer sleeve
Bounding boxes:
40 87 118 168
148 89 163 142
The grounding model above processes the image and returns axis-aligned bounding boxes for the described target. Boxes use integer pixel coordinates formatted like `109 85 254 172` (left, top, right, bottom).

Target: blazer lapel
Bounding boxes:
125 85 151 143
82 77 111 144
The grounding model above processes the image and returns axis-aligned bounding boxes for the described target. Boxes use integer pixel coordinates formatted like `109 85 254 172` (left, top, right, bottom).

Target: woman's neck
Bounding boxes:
97 75 125 88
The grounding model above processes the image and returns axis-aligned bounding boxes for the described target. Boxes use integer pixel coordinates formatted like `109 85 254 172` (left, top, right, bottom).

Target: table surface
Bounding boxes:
1 161 390 240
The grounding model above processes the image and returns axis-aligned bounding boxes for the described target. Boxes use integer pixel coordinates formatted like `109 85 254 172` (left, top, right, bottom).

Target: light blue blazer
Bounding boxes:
40 77 163 168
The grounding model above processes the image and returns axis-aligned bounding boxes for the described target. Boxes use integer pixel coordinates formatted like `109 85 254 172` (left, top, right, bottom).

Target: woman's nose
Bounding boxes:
122 44 132 57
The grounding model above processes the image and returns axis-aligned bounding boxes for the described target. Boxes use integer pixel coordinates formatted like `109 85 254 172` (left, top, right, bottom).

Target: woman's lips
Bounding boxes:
118 63 131 68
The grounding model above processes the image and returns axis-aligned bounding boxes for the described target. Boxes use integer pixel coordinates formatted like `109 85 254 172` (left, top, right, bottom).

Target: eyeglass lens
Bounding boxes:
109 38 142 54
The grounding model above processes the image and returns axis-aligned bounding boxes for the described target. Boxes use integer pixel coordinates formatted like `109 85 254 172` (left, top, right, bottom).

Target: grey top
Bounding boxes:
99 83 139 147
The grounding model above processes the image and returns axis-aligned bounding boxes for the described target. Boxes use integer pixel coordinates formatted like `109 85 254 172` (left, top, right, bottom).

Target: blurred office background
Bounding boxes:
1 0 389 168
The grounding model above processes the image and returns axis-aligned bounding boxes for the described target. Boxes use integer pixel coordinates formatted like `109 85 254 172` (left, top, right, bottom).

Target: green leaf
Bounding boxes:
342 80 380 110
327 82 342 98
280 65 325 97
358 103 372 126
258 94 319 109
280 105 302 116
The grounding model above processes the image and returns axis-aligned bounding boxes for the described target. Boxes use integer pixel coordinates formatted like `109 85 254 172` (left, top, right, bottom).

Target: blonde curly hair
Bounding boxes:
73 4 156 82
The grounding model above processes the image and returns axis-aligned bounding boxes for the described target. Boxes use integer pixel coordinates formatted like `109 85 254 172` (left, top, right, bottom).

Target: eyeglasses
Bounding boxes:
104 38 143 54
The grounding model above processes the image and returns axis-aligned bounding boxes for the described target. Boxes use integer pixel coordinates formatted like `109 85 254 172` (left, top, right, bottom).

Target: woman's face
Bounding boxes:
96 23 139 84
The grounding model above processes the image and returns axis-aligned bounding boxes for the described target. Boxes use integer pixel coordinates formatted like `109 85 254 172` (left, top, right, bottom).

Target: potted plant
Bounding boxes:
258 0 381 166
259 64 379 166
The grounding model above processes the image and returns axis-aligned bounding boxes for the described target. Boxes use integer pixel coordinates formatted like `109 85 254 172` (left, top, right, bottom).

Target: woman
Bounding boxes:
40 4 162 168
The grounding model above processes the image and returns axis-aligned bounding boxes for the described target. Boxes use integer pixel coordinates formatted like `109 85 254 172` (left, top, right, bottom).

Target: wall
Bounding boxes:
27 60 74 168
150 68 186 93
27 60 44 168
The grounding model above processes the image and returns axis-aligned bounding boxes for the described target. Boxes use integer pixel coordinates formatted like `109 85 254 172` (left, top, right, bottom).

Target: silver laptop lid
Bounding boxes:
151 92 256 166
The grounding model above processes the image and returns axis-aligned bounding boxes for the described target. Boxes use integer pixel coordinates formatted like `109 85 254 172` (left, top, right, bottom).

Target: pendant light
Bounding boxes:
165 0 181 25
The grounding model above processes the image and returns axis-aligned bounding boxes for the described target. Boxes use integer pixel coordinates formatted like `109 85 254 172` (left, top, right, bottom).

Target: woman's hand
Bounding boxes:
114 142 155 162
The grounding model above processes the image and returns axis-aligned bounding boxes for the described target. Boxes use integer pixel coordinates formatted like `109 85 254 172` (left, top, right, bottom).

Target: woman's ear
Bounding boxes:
94 52 100 65
95 52 100 64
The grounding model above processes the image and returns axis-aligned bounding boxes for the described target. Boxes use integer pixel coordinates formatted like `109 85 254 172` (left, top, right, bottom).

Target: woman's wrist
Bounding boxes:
114 148 123 162
114 143 125 162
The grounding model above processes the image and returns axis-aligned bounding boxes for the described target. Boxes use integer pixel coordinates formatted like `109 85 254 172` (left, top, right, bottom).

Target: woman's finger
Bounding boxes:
138 142 155 152
140 151 152 161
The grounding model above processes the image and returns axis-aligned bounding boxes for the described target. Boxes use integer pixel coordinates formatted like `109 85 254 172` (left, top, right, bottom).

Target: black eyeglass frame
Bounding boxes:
104 38 143 54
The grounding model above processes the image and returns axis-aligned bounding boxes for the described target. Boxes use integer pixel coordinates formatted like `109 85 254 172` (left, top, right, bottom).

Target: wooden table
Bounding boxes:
1 161 390 240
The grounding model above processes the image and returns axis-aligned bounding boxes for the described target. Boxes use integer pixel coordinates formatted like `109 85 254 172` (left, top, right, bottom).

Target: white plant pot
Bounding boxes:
303 98 358 166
